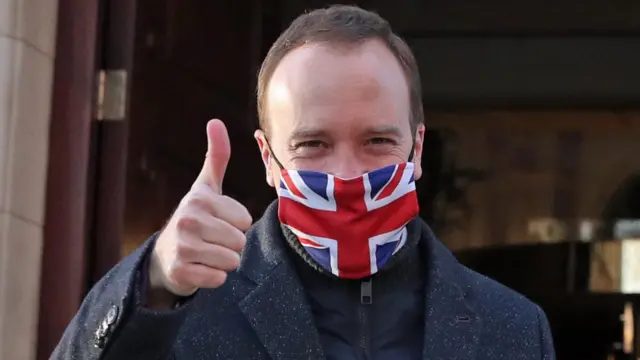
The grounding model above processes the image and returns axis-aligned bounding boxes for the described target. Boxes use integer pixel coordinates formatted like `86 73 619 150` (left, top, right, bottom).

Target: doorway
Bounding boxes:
110 0 281 259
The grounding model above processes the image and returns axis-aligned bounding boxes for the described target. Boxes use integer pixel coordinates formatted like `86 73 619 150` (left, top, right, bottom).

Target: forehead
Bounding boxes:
265 39 410 139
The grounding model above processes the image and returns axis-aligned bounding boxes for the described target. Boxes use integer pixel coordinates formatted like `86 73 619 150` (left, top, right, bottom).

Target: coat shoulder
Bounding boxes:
454 262 555 359
458 262 544 321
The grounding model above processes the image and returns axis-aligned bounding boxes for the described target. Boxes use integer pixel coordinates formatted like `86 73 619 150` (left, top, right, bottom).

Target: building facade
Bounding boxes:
0 0 58 358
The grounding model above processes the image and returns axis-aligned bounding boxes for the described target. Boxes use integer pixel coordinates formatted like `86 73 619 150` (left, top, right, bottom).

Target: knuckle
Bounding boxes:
179 190 196 208
185 193 209 210
175 242 197 260
175 214 198 231
166 262 188 284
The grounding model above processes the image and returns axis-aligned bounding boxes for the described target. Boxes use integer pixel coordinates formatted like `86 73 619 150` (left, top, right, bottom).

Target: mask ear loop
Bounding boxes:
264 138 285 170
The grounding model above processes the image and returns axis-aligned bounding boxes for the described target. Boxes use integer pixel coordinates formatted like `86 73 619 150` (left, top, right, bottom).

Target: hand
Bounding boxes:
149 119 253 299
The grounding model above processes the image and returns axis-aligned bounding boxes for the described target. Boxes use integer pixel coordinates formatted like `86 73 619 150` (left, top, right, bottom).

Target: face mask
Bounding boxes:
269 145 420 279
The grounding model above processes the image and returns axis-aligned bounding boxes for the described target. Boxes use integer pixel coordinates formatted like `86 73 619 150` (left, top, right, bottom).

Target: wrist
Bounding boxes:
145 249 182 309
148 249 167 292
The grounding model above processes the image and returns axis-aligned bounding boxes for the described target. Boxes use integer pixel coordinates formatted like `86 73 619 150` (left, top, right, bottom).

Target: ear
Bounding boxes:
412 124 426 180
254 129 276 187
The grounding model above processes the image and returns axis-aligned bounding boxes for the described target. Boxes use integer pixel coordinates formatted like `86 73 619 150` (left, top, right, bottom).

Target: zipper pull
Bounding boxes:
361 278 372 305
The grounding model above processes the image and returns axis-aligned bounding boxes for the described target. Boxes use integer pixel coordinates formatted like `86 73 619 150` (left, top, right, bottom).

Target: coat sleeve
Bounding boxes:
536 306 556 360
50 233 192 360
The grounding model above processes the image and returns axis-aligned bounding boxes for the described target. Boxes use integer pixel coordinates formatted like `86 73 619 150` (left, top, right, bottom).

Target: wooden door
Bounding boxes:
122 0 278 255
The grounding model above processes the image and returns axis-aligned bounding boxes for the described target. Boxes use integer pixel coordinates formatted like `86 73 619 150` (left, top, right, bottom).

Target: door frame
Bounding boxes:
36 0 136 358
36 0 100 358
85 0 137 287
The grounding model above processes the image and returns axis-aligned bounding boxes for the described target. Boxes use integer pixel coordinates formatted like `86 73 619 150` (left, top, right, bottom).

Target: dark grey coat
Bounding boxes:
51 201 556 360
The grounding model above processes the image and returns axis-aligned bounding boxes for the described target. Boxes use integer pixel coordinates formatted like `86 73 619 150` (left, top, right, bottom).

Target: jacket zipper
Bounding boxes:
359 278 373 358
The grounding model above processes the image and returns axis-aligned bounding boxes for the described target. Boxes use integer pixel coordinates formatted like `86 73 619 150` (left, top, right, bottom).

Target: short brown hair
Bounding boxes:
256 5 424 135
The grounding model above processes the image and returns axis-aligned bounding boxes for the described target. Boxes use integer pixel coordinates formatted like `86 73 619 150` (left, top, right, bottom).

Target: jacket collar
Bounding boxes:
418 224 482 359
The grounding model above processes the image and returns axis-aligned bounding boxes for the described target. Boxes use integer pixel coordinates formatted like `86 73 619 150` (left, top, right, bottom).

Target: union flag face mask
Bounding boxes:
269 144 420 279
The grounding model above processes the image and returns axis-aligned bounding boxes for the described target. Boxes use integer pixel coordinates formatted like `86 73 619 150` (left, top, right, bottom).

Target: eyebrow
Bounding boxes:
362 125 403 138
288 128 329 142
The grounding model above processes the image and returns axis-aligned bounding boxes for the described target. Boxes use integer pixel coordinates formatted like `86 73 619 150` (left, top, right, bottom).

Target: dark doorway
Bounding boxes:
119 0 279 256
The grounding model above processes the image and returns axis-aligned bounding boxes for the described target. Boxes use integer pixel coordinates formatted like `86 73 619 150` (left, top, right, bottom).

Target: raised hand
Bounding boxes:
148 119 253 299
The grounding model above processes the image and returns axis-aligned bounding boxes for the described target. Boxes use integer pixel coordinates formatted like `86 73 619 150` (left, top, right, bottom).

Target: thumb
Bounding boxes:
195 119 230 193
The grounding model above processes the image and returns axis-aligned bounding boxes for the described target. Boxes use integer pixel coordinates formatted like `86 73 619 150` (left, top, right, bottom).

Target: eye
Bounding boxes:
294 140 327 149
367 137 395 145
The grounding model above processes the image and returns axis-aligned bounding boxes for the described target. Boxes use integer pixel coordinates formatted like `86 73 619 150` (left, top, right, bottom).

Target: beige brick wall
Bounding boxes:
0 0 58 358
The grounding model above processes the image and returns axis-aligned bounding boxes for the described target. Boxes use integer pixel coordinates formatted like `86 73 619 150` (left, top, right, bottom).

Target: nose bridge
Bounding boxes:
333 145 365 179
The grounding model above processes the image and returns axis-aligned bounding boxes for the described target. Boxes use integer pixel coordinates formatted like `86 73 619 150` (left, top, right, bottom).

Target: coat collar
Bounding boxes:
236 201 325 360
236 201 481 360
418 224 481 360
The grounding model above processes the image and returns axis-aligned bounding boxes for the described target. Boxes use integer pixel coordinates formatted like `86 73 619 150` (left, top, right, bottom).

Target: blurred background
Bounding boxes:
1 0 640 359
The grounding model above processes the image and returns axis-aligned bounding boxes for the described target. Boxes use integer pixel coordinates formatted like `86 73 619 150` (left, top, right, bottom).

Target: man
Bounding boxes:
52 5 555 360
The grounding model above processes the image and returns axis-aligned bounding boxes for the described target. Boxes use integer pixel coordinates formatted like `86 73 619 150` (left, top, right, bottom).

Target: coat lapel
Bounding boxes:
421 225 482 360
236 202 325 360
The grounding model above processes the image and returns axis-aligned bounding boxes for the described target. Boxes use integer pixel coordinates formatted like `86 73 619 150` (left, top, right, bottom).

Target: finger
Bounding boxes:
194 243 241 272
175 207 247 253
200 216 247 253
195 119 231 193
212 196 253 232
182 186 253 232
176 232 241 271
171 262 228 290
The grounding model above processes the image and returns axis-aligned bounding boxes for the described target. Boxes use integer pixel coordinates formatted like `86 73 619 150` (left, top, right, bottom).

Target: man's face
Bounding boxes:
254 39 425 188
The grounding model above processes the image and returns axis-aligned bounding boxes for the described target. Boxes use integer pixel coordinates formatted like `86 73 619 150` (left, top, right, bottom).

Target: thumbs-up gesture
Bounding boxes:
148 119 253 300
